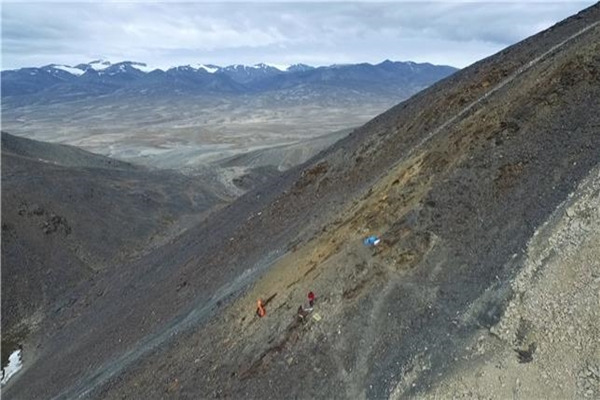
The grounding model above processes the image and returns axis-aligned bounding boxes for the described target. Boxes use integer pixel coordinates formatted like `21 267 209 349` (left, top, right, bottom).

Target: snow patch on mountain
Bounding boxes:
52 65 85 76
1 348 23 386
263 63 290 71
129 62 161 73
88 60 112 71
197 64 219 73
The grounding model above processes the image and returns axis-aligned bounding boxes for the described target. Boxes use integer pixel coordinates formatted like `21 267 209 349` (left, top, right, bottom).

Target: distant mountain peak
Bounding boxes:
286 63 315 72
42 64 86 76
255 63 289 71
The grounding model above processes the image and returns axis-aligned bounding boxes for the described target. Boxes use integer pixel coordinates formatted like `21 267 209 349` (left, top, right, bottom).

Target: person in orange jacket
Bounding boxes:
256 299 266 317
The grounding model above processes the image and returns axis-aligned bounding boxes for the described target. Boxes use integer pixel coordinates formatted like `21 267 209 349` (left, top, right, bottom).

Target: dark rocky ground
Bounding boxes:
1 133 230 366
3 4 600 399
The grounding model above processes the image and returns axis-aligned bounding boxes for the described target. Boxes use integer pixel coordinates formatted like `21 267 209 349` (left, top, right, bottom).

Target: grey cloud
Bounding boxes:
1 1 596 70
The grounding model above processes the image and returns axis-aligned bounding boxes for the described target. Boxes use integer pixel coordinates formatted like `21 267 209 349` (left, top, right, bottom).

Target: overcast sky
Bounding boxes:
1 1 596 70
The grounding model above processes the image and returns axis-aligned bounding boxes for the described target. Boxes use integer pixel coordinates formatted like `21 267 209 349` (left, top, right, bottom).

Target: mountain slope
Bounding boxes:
1 131 135 169
116 11 598 399
1 132 229 363
3 4 600 399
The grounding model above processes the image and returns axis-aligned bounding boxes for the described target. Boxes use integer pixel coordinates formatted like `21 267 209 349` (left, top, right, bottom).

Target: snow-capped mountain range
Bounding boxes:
7 59 315 78
1 59 458 98
46 60 313 74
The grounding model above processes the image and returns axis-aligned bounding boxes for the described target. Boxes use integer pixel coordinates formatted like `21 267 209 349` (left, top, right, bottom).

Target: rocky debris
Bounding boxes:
514 342 536 363
578 363 600 398
421 166 600 399
17 202 42 217
494 161 528 192
42 214 71 235
231 166 280 191
18 202 43 216
294 161 329 190
15 201 72 235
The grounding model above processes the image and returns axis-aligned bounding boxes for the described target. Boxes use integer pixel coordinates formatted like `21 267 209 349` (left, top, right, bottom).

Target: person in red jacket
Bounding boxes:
308 291 316 308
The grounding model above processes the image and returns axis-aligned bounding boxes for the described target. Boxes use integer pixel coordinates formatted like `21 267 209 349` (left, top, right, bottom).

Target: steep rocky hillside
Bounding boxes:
1 133 229 365
3 4 600 399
